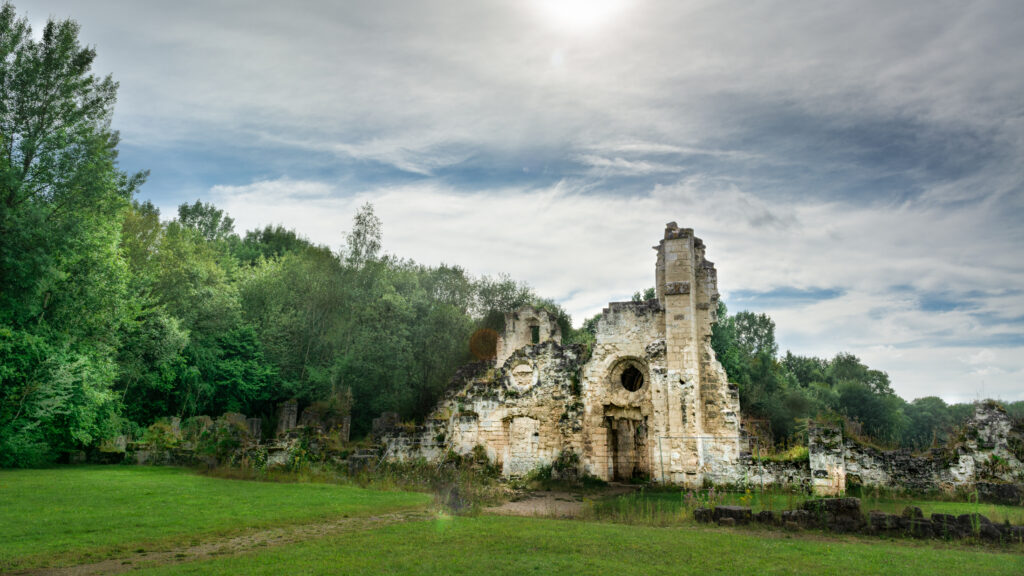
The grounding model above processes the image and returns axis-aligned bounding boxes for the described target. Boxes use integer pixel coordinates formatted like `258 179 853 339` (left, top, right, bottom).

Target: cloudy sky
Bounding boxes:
19 0 1024 403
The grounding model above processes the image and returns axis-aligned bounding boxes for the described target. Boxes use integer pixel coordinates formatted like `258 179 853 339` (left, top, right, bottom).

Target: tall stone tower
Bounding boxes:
652 222 741 483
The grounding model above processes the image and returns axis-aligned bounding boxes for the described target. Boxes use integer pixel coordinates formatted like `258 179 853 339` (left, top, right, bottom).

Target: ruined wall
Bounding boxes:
742 458 812 490
495 306 562 367
807 403 1024 496
382 341 585 476
580 300 667 481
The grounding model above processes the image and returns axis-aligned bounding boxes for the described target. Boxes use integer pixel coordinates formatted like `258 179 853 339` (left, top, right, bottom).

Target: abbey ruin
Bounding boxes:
381 222 743 484
379 223 1024 495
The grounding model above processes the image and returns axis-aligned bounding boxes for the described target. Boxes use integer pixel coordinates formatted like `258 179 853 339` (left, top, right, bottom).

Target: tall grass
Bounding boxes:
584 486 1024 526
204 451 510 515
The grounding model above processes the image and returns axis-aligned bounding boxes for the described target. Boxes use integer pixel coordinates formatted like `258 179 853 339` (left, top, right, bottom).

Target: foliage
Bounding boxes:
0 3 146 465
754 445 809 463
631 287 656 302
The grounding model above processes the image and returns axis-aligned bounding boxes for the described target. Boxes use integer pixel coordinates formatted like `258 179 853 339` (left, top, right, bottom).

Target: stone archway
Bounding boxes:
603 405 650 481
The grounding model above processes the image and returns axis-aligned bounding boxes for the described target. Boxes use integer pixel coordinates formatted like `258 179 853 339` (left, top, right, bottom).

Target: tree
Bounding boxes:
631 287 656 302
344 202 382 266
901 396 951 451
733 311 778 359
177 200 236 243
232 223 323 264
0 4 145 464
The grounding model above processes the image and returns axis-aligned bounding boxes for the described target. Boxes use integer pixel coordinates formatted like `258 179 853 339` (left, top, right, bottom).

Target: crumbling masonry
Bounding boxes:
381 223 743 485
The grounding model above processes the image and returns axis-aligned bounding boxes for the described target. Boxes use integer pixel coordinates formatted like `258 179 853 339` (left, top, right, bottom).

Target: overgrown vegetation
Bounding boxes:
585 486 1024 527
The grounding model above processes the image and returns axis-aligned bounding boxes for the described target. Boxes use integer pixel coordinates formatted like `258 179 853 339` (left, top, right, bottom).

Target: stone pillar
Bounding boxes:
809 422 846 495
339 415 351 443
277 400 298 435
656 224 699 482
246 418 262 440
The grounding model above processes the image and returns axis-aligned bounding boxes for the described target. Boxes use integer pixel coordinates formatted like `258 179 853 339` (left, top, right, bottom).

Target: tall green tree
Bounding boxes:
0 3 145 465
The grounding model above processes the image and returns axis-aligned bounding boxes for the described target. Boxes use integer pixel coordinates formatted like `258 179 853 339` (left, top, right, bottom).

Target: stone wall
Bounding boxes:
381 340 586 476
494 306 562 367
742 458 812 490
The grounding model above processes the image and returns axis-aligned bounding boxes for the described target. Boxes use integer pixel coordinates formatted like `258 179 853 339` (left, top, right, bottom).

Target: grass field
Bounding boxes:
0 466 429 570
136 515 1024 575
3 467 1023 575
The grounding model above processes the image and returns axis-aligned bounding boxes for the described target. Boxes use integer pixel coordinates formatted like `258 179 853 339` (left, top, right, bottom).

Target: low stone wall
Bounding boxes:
694 497 1024 543
741 458 811 490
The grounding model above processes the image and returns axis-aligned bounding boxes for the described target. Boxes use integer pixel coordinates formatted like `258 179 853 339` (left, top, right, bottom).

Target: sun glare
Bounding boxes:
534 0 628 33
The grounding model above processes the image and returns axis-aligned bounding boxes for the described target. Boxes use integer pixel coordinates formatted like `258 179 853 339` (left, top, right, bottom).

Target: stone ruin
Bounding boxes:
380 223 743 485
378 223 1024 497
127 397 352 467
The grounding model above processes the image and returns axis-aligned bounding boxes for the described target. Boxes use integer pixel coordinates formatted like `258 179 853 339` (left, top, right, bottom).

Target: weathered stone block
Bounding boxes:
931 513 962 539
713 506 752 525
907 519 934 539
1002 525 1024 542
901 505 924 519
277 400 298 435
781 509 812 526
868 510 899 532
664 281 690 295
347 454 377 476
979 523 1003 541
801 497 863 530
717 517 736 527
246 417 262 439
957 513 992 533
693 508 713 523
372 411 400 438
976 482 1024 505
755 510 776 525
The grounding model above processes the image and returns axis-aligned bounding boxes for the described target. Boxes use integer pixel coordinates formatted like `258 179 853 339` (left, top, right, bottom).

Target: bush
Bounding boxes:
0 423 53 468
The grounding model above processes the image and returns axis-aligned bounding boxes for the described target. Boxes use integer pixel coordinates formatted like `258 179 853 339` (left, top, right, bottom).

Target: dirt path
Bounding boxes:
486 491 587 518
485 483 640 518
14 510 431 576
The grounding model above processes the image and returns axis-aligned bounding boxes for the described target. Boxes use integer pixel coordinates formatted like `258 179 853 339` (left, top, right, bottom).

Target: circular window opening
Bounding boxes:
620 366 644 391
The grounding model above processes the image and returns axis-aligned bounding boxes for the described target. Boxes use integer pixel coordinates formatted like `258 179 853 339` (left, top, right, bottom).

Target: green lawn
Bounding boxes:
0 466 429 570
138 515 1024 575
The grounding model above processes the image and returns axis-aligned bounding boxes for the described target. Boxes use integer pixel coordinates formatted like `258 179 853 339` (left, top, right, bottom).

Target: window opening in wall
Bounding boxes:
621 366 644 391
530 325 540 344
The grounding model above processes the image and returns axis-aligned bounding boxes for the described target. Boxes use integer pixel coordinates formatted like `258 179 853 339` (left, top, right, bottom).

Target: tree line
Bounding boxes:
710 303 1024 450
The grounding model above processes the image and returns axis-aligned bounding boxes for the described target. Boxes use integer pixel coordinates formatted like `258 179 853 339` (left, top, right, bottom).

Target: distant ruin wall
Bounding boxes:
806 403 1024 498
